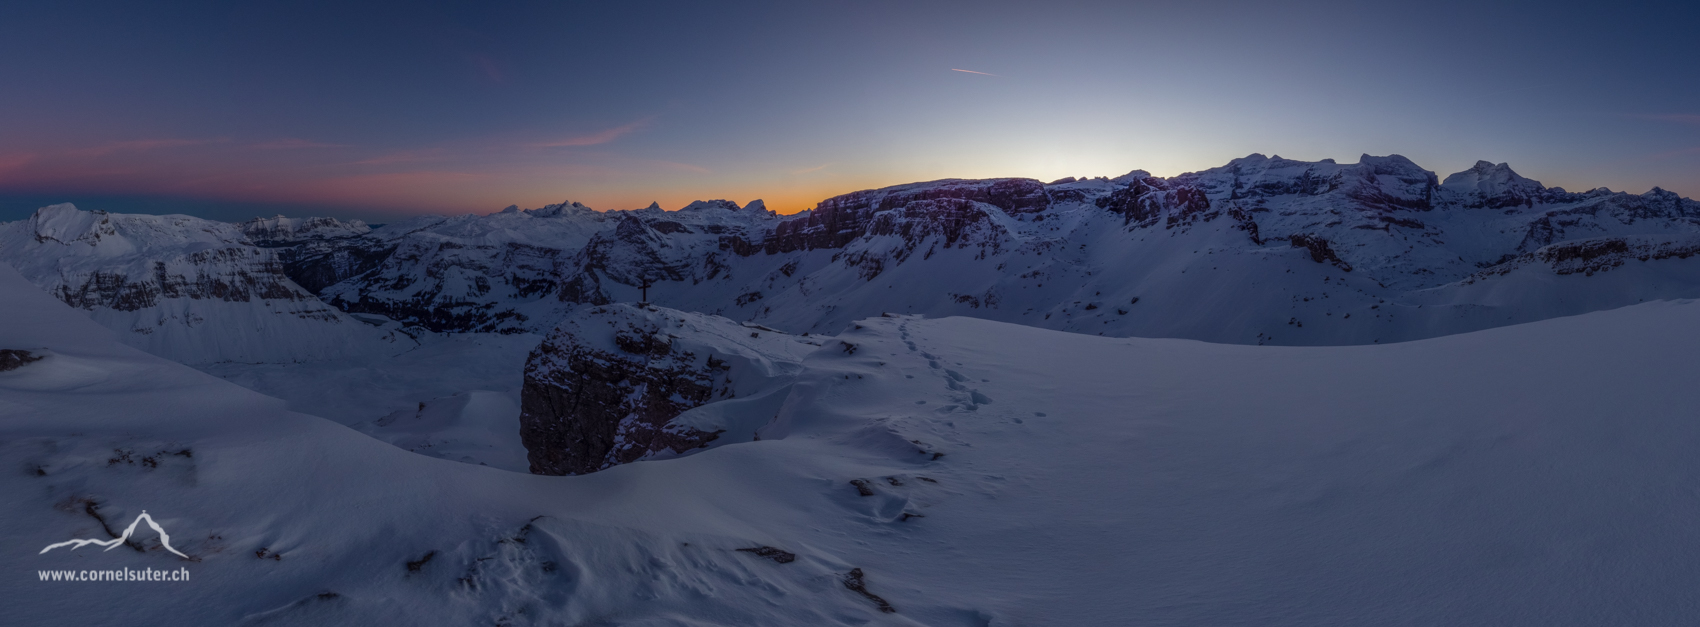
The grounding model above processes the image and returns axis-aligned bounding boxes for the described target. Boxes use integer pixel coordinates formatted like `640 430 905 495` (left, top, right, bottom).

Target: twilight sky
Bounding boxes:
1 0 1696 222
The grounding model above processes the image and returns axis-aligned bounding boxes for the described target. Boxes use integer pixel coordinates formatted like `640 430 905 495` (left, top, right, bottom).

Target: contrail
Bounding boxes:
950 68 998 77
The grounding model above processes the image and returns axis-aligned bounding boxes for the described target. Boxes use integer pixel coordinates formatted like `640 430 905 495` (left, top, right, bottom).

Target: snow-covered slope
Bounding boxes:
198 331 545 472
0 204 404 364
11 256 1700 624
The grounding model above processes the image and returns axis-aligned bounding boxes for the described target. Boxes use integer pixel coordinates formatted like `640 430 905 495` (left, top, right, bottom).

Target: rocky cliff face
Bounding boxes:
519 304 821 475
553 199 782 309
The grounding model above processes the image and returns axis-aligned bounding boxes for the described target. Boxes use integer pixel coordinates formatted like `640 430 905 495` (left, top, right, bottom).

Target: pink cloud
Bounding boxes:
253 138 349 150
353 148 449 166
65 138 225 158
653 160 709 174
0 153 35 172
535 118 652 148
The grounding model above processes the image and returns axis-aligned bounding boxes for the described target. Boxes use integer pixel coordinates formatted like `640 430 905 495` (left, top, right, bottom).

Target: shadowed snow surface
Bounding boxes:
6 261 1700 624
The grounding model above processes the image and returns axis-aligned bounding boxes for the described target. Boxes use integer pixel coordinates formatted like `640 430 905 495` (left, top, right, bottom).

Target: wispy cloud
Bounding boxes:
655 160 709 174
354 148 449 166
0 153 34 172
1643 114 1700 125
1646 146 1700 160
535 118 653 148
791 163 831 174
951 68 999 77
66 138 226 158
253 138 349 150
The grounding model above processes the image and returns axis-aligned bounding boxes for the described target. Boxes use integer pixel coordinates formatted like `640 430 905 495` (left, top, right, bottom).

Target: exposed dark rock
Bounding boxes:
1467 235 1700 282
520 324 724 475
850 479 875 496
0 349 42 372
275 240 399 294
1095 176 1211 227
750 178 1045 255
50 249 329 314
841 568 896 613
519 305 815 475
736 546 796 563
1290 234 1354 272
406 550 437 573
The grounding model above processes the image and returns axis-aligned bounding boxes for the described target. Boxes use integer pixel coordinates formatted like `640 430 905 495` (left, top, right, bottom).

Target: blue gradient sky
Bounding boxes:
1 0 1695 222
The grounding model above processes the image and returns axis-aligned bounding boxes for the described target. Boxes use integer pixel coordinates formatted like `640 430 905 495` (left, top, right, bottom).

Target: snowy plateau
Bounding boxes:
5 154 1700 625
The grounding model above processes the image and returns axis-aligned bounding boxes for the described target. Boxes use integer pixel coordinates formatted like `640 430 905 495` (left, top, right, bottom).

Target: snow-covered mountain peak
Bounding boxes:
9 203 251 261
25 203 115 246
1356 152 1426 172
679 199 742 213
1110 169 1152 183
667 199 776 225
0 203 399 363
520 199 597 218
1439 160 1545 208
238 214 370 245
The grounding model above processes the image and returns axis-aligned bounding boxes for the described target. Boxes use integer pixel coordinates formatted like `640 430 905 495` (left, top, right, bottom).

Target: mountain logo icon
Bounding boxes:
40 510 190 559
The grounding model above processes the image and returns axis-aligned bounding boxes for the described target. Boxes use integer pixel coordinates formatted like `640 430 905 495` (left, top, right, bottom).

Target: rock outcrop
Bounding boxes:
519 304 821 475
0 349 42 372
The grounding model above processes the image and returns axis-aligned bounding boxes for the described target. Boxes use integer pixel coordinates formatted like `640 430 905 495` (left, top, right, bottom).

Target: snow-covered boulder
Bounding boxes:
1438 160 1548 209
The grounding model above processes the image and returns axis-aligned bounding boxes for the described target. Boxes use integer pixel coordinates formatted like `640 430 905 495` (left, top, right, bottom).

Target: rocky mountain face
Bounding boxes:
0 204 402 364
553 199 782 307
519 303 820 475
277 201 623 332
237 215 370 245
543 154 1700 346
5 153 1698 365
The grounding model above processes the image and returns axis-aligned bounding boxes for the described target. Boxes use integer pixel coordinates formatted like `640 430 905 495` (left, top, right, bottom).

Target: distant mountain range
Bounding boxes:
4 153 1698 362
